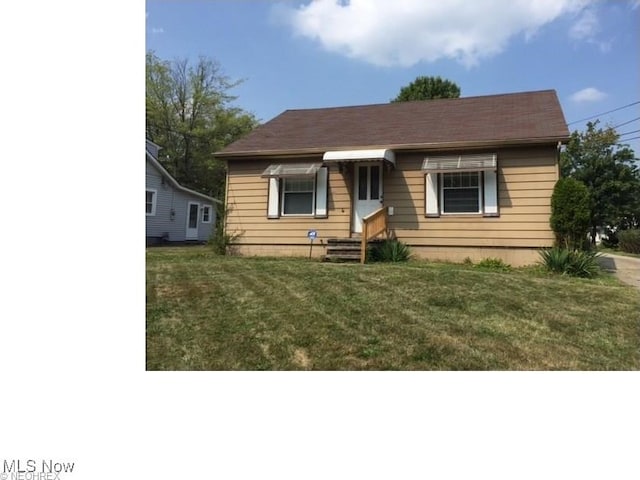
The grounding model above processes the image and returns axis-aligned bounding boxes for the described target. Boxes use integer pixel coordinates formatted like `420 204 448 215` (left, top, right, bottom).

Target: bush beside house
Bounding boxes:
550 177 591 250
618 229 640 254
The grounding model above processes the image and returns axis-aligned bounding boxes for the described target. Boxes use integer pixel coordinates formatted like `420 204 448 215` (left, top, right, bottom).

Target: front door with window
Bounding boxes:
186 202 199 240
353 163 383 233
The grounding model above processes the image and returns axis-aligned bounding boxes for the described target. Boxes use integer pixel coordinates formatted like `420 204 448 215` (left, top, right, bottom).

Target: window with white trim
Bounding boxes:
441 171 482 214
202 204 212 223
282 177 315 215
146 189 157 216
423 154 499 217
262 164 328 219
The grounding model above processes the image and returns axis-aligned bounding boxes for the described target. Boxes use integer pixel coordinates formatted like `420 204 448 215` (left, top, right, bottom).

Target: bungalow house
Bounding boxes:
146 139 220 245
215 90 570 266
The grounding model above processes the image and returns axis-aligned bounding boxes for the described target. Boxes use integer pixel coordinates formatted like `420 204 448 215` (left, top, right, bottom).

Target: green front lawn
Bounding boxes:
146 247 640 370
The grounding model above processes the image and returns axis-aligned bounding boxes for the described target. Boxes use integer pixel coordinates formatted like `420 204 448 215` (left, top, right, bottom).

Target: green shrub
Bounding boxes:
475 257 511 272
538 247 570 274
369 239 411 262
550 178 591 250
209 203 243 255
538 248 602 278
568 250 602 278
618 229 640 254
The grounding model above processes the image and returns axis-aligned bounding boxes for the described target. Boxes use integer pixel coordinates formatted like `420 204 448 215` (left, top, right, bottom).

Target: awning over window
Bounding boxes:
421 154 496 173
261 163 322 178
323 149 396 167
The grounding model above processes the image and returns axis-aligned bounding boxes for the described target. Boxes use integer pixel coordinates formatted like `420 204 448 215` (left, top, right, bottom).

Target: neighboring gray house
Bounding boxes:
146 140 220 244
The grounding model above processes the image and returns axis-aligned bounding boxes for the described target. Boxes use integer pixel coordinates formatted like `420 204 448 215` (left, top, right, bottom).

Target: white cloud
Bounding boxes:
276 0 594 67
569 8 598 40
570 87 607 103
569 7 612 52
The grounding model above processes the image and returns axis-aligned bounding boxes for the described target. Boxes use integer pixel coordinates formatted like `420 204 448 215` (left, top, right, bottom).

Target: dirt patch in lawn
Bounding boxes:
293 348 312 369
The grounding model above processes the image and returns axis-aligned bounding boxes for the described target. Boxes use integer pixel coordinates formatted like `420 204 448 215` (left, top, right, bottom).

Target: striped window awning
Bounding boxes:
421 154 497 172
323 149 396 166
261 163 322 178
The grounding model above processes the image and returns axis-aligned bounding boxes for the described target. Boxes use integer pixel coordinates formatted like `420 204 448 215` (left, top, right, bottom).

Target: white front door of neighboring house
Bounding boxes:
186 202 199 240
353 163 383 234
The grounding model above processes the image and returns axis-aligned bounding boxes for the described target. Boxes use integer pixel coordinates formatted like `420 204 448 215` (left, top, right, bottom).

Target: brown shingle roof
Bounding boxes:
217 90 569 157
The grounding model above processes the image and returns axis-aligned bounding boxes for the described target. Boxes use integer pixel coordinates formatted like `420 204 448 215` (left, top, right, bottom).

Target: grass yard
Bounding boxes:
146 246 640 370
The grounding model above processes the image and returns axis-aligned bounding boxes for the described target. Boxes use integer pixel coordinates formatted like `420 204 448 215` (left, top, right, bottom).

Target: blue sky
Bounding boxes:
146 0 640 154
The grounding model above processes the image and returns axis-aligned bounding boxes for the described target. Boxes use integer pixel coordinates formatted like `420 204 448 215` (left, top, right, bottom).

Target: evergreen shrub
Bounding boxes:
550 178 591 250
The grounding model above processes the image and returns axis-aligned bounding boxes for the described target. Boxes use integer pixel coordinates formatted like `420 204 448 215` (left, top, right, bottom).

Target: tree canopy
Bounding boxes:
391 76 461 102
146 51 258 199
560 121 640 243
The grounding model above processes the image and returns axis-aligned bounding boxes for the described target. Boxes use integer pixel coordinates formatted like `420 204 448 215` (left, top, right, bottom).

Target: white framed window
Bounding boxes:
441 171 482 214
202 204 212 223
146 189 157 216
282 177 315 215
262 164 328 219
423 154 499 218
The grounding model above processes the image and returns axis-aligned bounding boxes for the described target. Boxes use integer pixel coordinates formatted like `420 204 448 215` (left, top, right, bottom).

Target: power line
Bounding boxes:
567 100 640 125
612 117 640 129
619 129 640 137
620 135 640 142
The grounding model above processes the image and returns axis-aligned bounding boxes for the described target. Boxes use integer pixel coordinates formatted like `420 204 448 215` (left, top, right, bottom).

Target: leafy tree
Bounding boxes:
560 121 640 244
146 51 258 198
391 76 460 102
550 177 591 250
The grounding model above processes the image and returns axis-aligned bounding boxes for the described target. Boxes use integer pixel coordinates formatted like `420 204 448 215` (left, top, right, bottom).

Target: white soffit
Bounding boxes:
323 149 396 166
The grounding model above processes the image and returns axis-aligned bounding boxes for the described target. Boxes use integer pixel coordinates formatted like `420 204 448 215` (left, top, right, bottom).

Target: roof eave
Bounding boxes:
215 135 570 159
146 150 221 204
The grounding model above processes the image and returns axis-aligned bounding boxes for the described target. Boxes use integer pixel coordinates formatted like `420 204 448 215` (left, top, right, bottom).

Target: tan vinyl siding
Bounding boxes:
385 146 558 248
225 145 558 256
226 158 351 244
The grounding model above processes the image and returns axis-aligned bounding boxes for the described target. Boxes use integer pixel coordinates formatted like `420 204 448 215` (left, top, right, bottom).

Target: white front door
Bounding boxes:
353 163 383 233
186 202 199 240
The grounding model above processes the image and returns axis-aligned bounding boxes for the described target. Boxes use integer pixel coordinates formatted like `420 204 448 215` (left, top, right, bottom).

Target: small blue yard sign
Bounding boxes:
307 230 318 258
